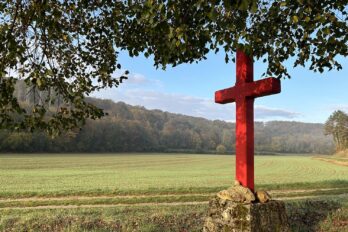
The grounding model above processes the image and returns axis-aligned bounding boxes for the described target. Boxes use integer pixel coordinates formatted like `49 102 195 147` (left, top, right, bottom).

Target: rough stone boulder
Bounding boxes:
255 190 272 203
217 184 255 203
204 183 289 232
203 197 290 232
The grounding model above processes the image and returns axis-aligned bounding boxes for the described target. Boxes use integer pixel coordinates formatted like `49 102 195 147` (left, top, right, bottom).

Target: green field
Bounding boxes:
1 154 348 197
1 154 348 231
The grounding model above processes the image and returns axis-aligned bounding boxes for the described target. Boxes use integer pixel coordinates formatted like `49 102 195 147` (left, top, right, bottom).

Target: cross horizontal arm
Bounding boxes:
215 77 280 104
215 87 237 104
245 77 281 98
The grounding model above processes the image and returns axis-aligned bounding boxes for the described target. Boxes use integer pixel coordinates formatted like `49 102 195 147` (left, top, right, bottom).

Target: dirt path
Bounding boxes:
314 157 348 167
0 201 209 210
1 193 348 210
269 187 348 194
0 193 214 202
276 193 348 201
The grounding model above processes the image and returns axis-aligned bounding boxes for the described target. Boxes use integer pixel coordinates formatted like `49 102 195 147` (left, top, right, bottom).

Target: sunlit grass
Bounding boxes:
1 154 348 198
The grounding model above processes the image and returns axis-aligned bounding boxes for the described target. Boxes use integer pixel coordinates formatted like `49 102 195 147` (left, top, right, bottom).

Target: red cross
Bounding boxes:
215 50 281 191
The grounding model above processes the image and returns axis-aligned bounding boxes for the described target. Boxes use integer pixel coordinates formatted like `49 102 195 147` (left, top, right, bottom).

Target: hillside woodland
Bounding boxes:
0 85 334 154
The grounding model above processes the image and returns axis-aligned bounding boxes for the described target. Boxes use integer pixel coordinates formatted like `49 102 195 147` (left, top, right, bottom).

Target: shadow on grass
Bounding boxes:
259 179 348 191
1 180 348 199
286 200 343 232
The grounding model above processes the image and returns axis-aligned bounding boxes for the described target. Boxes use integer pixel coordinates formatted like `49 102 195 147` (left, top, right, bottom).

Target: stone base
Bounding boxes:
203 196 290 232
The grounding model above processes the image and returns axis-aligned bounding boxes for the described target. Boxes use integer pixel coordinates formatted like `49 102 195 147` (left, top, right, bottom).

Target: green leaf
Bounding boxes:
292 16 299 23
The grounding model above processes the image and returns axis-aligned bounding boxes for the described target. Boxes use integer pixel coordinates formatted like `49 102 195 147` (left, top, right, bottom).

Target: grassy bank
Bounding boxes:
1 154 348 231
1 195 348 232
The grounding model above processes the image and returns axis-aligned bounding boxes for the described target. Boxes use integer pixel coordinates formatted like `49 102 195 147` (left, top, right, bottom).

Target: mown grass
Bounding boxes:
1 154 348 198
0 204 206 232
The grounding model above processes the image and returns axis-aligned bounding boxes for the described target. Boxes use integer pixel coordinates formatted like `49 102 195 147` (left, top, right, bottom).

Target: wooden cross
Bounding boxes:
215 50 281 191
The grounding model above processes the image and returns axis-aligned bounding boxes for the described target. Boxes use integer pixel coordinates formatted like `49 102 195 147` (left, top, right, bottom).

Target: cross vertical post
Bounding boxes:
235 51 255 191
215 50 281 192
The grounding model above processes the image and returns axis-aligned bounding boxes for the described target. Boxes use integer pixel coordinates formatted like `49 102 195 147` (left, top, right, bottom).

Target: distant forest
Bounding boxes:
0 87 334 154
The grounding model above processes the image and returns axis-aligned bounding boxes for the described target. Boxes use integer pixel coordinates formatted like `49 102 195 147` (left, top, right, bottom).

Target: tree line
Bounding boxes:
0 96 334 154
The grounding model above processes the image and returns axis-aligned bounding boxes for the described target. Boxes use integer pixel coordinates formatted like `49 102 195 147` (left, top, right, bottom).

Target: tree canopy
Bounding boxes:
1 0 347 136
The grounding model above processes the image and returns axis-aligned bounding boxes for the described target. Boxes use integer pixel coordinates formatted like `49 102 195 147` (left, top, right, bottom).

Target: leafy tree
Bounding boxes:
125 0 347 76
1 1 347 136
324 110 348 152
0 1 129 136
216 144 227 154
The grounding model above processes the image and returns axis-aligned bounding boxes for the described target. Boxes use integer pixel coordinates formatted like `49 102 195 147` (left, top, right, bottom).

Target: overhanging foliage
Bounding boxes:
0 0 347 136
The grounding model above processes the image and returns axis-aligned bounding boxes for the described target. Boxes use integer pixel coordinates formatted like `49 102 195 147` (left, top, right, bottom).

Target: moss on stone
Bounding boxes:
204 197 290 232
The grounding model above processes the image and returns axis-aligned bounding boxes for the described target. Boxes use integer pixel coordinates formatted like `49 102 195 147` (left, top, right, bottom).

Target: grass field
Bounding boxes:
0 154 348 231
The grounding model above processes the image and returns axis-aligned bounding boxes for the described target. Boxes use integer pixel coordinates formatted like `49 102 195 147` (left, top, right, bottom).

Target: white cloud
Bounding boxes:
126 73 148 85
254 105 299 119
329 104 348 113
92 73 299 121
121 73 163 88
94 88 299 121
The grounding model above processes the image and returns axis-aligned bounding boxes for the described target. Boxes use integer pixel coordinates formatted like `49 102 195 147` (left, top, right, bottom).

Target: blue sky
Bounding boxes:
93 50 348 123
